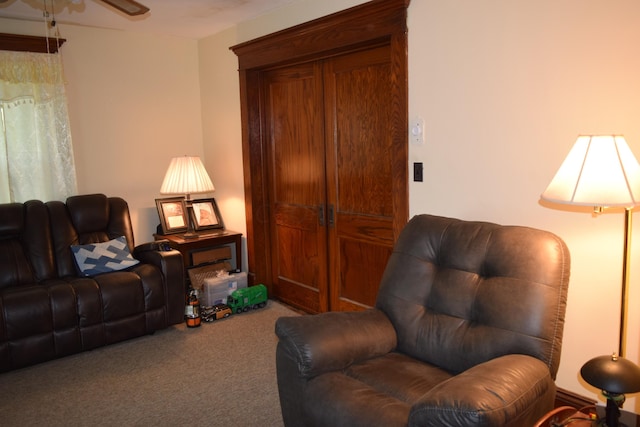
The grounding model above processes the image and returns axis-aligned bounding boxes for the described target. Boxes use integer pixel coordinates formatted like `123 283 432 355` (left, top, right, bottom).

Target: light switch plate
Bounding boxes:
409 117 424 145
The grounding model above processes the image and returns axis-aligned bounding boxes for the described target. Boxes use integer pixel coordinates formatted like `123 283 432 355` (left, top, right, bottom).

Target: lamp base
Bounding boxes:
182 201 199 239
182 230 200 239
603 391 625 427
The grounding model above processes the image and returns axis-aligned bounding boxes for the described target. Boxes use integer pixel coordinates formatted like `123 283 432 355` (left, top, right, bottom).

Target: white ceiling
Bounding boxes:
0 0 299 39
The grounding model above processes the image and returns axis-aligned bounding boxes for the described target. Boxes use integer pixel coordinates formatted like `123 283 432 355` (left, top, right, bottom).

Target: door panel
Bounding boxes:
325 45 397 311
263 63 329 313
338 238 393 308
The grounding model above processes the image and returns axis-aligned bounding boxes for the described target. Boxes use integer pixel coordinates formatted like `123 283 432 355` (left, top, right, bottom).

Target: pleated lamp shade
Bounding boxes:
541 135 640 208
160 156 214 197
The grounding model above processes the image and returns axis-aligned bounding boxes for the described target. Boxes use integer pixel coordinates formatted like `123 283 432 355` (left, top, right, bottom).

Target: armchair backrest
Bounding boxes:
375 214 570 379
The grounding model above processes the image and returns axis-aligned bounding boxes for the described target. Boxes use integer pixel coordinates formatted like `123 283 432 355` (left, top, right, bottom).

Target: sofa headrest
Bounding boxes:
0 203 24 238
0 200 54 286
66 194 109 234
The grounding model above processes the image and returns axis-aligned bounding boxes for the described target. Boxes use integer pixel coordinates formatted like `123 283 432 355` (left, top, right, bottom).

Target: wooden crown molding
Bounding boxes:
230 0 409 70
0 33 66 54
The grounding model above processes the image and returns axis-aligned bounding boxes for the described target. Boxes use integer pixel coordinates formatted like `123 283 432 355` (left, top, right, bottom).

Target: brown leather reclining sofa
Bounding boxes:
0 193 184 372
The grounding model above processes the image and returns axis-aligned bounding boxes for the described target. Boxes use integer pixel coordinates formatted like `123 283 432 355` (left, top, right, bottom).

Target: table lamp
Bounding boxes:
160 156 214 239
581 354 640 426
541 135 640 427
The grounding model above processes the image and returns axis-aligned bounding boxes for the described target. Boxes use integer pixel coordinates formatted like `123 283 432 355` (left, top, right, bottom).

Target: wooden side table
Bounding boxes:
154 229 242 272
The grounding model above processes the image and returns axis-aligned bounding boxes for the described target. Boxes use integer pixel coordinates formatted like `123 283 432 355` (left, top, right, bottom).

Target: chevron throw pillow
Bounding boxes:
71 236 140 277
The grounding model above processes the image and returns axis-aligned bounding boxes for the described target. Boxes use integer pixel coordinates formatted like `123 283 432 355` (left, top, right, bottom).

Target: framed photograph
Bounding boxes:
191 198 224 231
155 197 188 235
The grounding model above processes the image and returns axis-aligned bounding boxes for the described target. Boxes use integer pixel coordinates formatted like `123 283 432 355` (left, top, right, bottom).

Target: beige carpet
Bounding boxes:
0 300 299 427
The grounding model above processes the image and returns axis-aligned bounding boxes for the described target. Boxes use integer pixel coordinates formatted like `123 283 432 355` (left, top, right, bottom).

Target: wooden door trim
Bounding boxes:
231 0 410 294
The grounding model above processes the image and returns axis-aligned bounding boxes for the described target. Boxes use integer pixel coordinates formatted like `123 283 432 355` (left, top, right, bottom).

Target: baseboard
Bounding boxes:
555 387 596 409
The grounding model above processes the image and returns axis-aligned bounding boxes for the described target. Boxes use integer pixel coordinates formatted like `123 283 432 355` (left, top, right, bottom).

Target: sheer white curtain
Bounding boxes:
0 50 77 203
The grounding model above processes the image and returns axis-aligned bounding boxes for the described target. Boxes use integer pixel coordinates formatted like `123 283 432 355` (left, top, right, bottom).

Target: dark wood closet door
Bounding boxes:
324 45 396 311
263 46 399 313
263 62 330 313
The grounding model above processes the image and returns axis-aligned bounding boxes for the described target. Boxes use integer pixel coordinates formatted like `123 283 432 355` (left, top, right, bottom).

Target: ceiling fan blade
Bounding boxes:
100 0 150 16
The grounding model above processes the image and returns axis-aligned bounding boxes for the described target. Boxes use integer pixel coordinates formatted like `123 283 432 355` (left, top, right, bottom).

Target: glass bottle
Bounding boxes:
185 288 201 328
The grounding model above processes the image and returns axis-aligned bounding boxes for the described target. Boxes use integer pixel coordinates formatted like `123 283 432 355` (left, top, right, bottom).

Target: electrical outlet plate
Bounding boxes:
409 117 424 145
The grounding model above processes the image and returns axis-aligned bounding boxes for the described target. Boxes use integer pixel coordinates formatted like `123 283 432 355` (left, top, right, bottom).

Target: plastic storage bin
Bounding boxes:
200 272 247 306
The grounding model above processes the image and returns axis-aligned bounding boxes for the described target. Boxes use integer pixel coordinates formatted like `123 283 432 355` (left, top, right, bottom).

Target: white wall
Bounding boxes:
198 28 246 269
61 25 204 243
199 0 640 411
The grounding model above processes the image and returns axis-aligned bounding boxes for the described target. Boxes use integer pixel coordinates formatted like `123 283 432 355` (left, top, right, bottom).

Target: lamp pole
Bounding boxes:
619 207 632 358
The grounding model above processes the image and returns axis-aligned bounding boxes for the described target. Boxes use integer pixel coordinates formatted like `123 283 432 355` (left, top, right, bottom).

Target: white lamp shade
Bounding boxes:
541 135 640 207
160 156 214 195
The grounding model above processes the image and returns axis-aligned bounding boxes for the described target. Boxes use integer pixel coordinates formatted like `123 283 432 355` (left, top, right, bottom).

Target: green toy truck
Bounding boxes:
227 284 268 314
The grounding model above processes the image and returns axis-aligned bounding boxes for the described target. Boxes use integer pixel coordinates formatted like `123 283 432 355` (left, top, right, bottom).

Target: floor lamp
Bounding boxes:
541 135 640 427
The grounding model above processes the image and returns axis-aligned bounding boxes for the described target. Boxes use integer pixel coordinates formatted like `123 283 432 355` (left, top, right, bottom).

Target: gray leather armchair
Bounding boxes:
275 214 570 427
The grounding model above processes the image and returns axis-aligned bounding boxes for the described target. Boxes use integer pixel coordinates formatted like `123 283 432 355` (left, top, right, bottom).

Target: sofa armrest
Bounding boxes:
409 354 555 427
133 245 185 325
275 308 397 378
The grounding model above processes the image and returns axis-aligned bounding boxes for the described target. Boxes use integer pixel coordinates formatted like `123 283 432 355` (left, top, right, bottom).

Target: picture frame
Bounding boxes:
155 197 188 235
191 198 224 231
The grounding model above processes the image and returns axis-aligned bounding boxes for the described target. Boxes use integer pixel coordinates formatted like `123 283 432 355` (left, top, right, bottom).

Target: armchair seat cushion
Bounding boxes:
346 352 452 404
305 370 412 427
303 352 453 427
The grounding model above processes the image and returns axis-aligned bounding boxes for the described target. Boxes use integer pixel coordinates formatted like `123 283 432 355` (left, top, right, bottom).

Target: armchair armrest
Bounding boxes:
134 244 185 325
275 308 396 378
410 354 556 427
